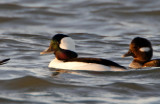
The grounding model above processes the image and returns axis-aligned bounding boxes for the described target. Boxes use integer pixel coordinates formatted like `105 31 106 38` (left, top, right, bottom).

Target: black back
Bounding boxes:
64 58 126 69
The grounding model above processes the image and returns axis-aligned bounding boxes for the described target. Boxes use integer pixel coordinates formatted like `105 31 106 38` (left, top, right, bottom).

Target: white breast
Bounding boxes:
48 58 126 71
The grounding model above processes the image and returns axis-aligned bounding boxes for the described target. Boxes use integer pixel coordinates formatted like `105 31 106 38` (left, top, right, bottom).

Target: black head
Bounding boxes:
52 34 69 44
40 34 74 55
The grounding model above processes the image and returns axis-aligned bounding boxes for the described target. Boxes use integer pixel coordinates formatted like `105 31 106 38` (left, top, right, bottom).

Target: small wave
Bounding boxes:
0 76 54 91
100 81 160 97
0 3 24 10
0 17 20 23
0 97 48 104
0 76 88 91
0 97 31 104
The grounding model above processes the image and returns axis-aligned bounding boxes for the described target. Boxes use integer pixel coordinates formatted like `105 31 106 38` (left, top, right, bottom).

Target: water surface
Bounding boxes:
0 0 160 104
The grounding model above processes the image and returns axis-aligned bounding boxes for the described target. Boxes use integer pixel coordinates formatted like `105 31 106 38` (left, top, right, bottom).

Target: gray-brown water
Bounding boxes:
0 0 160 104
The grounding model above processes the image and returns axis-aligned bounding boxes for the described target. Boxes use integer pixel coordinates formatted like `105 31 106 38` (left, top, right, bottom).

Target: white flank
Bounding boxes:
60 37 76 51
48 58 126 71
139 47 151 52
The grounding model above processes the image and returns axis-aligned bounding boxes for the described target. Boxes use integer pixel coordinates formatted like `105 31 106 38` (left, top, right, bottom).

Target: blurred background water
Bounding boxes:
0 0 160 104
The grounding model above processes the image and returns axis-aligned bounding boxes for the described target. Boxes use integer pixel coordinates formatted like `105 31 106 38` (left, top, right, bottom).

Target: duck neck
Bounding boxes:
130 59 149 68
52 42 61 52
54 49 69 61
53 46 63 55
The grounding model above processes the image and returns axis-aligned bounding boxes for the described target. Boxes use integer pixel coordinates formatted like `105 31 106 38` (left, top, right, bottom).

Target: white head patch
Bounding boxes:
60 37 76 51
139 47 151 52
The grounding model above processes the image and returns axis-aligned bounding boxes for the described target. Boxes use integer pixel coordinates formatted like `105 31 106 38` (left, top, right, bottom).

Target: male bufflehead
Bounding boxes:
122 37 160 68
41 34 126 71
0 58 10 65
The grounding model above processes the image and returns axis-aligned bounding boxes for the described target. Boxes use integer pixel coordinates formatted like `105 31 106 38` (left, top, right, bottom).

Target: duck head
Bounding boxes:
122 37 153 62
40 34 76 55
40 34 78 60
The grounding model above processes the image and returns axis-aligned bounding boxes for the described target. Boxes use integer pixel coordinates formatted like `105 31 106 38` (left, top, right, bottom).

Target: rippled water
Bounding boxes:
0 0 160 104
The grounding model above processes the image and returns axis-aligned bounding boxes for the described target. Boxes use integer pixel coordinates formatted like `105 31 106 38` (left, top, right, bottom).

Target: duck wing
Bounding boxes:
144 59 160 67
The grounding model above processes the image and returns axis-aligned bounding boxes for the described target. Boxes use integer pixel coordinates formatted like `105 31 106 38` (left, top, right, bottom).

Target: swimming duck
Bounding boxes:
122 37 160 68
0 58 10 65
41 34 126 71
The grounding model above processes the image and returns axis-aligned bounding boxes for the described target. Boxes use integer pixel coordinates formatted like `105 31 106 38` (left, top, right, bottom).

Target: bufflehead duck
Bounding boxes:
41 34 126 71
0 58 10 65
122 37 160 68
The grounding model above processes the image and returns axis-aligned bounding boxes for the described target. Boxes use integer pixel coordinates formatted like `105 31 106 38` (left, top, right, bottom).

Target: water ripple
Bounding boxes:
0 0 160 104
